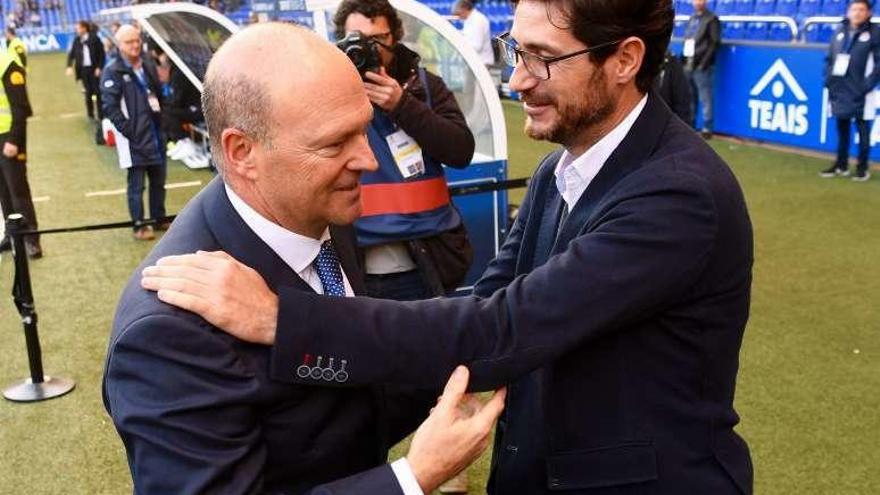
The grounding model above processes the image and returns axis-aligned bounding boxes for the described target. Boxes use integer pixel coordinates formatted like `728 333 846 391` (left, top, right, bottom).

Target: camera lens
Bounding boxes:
345 45 367 69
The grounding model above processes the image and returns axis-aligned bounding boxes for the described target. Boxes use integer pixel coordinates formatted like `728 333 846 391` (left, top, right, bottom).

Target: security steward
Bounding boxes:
334 0 476 302
821 0 880 182
0 49 39 257
6 27 27 69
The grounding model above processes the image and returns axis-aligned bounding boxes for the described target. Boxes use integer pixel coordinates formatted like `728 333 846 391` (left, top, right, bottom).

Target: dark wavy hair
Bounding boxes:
512 0 674 93
333 0 405 43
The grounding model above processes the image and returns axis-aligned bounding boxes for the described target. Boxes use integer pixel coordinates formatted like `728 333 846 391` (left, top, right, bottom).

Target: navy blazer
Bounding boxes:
103 178 431 494
268 93 754 494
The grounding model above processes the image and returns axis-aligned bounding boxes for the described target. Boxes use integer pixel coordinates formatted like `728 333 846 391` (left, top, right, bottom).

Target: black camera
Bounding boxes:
336 31 382 78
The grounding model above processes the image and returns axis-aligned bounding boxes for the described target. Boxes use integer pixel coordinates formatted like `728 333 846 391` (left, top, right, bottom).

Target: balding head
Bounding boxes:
203 23 363 174
202 22 376 238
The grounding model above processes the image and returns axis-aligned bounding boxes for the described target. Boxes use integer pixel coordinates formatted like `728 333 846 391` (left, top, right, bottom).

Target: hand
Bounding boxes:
363 67 404 112
406 366 506 493
65 66 73 77
3 142 18 158
94 67 101 78
141 250 278 345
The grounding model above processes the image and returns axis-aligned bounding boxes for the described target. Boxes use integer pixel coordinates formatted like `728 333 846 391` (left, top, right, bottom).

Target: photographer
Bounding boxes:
334 0 475 303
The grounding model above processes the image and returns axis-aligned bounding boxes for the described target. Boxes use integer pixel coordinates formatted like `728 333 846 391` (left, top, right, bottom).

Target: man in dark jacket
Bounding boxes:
0 49 40 257
66 20 106 121
821 0 880 181
100 24 167 240
334 0 476 304
683 0 721 138
654 50 692 124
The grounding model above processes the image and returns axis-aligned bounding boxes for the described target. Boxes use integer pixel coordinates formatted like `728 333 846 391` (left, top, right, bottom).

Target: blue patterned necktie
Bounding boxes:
313 240 346 296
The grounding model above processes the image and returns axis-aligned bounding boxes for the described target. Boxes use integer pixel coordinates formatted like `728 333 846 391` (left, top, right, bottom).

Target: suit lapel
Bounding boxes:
553 92 672 254
330 225 367 296
202 178 314 294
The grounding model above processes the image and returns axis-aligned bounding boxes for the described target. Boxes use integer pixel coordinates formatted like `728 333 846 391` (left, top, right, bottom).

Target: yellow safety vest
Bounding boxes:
0 52 22 134
7 37 26 68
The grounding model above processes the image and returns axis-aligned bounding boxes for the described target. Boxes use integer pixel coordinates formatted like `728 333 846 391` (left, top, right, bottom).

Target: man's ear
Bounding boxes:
613 36 646 86
221 128 259 181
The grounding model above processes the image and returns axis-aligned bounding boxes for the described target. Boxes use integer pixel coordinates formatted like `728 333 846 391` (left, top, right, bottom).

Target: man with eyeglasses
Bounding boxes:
332 0 476 304
142 0 755 493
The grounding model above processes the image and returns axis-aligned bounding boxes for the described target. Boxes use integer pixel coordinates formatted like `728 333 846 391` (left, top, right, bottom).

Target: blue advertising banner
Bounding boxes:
1 31 74 54
674 41 880 160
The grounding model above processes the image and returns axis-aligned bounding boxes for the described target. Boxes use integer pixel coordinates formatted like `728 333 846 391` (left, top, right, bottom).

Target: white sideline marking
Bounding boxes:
33 196 50 202
85 181 203 198
58 112 83 119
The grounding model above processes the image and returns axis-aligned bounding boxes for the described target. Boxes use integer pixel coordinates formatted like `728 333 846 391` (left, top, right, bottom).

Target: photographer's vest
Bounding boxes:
356 68 462 246
0 53 20 134
7 37 26 68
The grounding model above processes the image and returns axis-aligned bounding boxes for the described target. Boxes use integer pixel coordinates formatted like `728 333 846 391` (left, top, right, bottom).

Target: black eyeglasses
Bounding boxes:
495 32 622 81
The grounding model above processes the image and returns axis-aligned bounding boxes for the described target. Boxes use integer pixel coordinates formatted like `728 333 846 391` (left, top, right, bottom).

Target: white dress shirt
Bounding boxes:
81 34 93 67
554 95 648 211
225 185 423 495
462 8 495 65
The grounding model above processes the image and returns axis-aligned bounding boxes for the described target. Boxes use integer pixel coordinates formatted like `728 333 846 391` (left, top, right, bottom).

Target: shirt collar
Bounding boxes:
554 94 648 209
225 184 330 275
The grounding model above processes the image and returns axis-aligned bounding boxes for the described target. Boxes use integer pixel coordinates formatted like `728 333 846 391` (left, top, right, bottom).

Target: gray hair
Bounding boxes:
201 72 273 174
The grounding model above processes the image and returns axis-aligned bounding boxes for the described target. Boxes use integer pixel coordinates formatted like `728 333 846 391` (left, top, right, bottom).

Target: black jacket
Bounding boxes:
655 51 693 124
66 33 106 78
100 57 165 167
387 43 475 168
0 60 32 149
268 92 755 494
685 10 721 71
824 20 880 119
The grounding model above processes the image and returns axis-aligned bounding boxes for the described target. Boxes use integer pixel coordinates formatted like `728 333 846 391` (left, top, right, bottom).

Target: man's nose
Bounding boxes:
508 63 539 93
348 134 378 172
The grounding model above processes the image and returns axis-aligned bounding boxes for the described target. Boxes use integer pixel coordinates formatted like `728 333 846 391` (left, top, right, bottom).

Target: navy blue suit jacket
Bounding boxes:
103 178 431 494
267 93 754 494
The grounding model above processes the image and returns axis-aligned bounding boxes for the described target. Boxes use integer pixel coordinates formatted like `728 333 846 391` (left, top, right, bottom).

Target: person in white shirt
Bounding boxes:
104 22 504 495
454 0 495 66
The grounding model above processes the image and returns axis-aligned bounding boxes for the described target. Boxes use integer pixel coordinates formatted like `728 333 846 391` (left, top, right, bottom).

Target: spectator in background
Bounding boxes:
683 0 720 139
66 19 106 144
453 0 494 66
101 25 168 241
821 0 880 182
654 50 692 124
103 21 121 62
333 0 475 304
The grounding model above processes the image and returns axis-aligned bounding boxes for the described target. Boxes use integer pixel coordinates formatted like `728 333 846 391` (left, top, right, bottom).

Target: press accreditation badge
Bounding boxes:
147 94 161 113
683 39 696 58
385 129 425 179
832 54 851 77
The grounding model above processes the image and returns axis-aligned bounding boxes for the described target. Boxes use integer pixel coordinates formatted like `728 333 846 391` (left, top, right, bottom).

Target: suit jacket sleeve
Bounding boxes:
389 71 475 168
106 313 407 495
66 39 77 68
864 28 880 93
270 167 720 392
94 37 106 69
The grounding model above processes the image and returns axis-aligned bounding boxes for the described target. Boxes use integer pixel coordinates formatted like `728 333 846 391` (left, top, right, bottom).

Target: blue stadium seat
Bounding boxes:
722 21 746 40
746 21 768 40
715 0 736 14
673 20 688 38
821 0 846 16
799 0 822 16
734 0 755 14
775 0 798 16
677 0 694 15
753 0 776 14
768 22 793 41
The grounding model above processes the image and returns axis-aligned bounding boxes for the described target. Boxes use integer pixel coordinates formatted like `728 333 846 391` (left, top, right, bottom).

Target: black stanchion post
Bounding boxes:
3 213 75 403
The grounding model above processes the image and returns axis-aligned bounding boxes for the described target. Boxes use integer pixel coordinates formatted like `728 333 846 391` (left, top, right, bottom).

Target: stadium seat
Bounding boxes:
753 0 776 15
677 0 694 15
673 20 688 38
775 0 798 16
746 21 768 40
723 21 746 40
734 0 755 14
768 22 794 41
715 0 736 14
821 0 846 16
798 0 822 16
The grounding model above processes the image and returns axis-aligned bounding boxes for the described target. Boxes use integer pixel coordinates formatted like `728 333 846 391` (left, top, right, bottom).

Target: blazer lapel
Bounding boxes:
553 92 672 254
330 225 367 296
201 178 314 294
